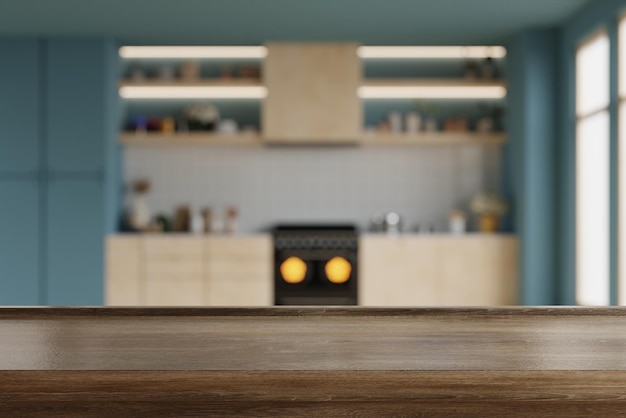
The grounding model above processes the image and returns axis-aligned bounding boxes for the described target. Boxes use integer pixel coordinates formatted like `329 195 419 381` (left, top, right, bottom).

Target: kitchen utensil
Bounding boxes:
179 61 201 80
383 212 402 234
449 210 467 234
173 206 191 232
405 112 422 133
388 112 402 133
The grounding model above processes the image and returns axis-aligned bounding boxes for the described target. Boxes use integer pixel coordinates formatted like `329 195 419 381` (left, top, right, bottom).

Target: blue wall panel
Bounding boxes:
0 180 40 304
0 39 40 174
45 39 106 174
46 179 103 306
507 29 559 305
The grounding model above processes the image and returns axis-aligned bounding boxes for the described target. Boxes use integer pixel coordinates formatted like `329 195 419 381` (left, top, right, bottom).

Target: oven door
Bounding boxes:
274 250 357 306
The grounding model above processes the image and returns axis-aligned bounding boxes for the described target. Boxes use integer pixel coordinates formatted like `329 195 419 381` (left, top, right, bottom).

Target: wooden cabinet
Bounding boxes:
359 238 443 306
105 236 142 306
106 235 273 306
359 235 518 306
144 237 204 306
206 236 273 306
107 234 517 307
262 43 362 143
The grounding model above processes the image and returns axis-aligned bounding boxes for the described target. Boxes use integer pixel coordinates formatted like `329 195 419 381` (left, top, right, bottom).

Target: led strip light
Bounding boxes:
358 85 507 99
119 85 268 99
119 46 268 59
358 46 506 59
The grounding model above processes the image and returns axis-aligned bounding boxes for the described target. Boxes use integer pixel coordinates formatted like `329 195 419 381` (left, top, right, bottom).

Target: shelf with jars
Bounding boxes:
117 44 508 147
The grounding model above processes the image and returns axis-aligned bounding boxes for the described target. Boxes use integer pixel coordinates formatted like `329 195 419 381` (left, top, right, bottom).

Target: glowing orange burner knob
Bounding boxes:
280 256 307 284
325 257 352 284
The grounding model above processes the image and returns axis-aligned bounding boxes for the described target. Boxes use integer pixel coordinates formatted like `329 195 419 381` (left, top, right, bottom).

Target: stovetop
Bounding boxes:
273 224 357 233
273 224 358 251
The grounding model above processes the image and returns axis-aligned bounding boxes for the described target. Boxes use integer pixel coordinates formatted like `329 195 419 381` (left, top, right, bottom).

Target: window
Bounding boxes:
576 32 611 306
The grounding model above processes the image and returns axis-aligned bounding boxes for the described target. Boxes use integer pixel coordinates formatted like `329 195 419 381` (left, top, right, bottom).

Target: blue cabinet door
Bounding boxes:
0 180 40 305
46 179 103 306
45 39 110 174
0 39 40 174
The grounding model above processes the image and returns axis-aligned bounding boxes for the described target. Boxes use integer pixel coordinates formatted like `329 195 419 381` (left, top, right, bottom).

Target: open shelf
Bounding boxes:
120 132 506 147
119 132 263 146
118 79 266 99
119 79 263 88
361 132 506 146
361 78 507 87
359 78 507 100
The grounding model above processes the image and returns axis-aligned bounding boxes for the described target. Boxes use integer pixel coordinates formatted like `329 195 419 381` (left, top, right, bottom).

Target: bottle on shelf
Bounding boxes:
405 112 422 133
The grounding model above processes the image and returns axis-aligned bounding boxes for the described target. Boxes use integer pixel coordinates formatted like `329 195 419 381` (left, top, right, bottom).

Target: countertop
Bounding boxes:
2 307 626 416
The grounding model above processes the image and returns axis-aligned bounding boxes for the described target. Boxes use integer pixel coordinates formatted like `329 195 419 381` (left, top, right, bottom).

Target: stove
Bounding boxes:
273 224 358 305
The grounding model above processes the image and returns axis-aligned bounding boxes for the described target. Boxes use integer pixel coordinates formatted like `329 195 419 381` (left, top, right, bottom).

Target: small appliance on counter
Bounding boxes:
273 224 358 306
370 212 403 234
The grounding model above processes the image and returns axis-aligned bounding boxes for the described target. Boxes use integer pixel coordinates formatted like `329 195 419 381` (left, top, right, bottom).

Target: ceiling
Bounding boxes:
0 0 593 45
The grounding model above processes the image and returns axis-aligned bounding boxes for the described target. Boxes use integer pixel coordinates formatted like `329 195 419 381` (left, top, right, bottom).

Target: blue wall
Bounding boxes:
3 0 621 306
0 38 118 305
505 0 625 305
558 0 625 305
507 30 560 305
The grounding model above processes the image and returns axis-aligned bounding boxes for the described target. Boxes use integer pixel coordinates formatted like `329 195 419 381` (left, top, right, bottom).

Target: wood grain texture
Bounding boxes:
2 308 626 416
262 43 362 142
106 235 273 306
2 370 626 417
359 235 518 306
361 78 508 87
119 132 264 146
206 235 273 306
360 132 507 146
2 307 626 371
119 132 506 147
143 236 204 306
105 236 142 305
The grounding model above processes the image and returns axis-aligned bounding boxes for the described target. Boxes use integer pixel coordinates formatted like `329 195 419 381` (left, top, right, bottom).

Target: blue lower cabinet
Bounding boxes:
0 180 40 305
46 179 103 306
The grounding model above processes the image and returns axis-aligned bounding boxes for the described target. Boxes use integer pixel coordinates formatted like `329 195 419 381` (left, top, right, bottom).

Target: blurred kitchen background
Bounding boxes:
0 0 624 307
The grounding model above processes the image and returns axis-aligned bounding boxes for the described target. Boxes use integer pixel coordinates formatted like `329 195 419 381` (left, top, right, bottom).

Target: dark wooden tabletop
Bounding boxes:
2 307 626 416
2 306 626 371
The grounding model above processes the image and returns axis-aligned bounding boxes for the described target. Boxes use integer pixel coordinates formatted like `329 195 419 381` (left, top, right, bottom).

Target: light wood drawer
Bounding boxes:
105 236 142 305
440 237 518 305
359 237 443 306
145 277 204 306
207 236 272 261
207 277 272 306
144 236 204 257
144 237 204 277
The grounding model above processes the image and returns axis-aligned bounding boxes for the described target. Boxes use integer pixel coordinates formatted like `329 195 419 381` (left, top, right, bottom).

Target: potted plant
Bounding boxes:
469 192 508 233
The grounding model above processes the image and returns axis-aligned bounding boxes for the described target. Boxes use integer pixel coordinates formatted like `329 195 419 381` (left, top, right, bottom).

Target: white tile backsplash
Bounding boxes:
124 145 502 232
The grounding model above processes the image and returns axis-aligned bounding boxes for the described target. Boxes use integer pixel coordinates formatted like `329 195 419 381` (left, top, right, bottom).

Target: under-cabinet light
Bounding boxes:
357 46 506 59
358 85 507 99
119 86 268 99
119 46 268 59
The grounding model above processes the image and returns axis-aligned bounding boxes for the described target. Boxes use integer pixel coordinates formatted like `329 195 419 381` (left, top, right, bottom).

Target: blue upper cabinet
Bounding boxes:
45 39 113 174
46 179 103 306
0 39 40 174
0 180 40 305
